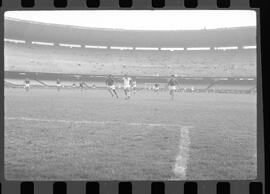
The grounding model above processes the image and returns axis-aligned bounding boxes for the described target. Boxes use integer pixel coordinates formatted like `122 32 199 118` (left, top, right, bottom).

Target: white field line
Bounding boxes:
172 126 191 179
5 117 185 128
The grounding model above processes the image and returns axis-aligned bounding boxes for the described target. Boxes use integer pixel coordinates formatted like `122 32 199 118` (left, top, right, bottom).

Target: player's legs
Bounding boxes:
113 89 119 98
124 87 130 99
108 86 115 97
124 88 127 97
25 84 30 92
57 84 61 91
132 86 136 94
108 89 114 97
127 87 131 99
169 86 176 100
171 89 175 100
110 85 118 98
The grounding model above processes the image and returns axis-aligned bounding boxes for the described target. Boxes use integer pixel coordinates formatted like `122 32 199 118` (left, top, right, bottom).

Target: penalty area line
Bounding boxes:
5 116 185 128
172 126 191 180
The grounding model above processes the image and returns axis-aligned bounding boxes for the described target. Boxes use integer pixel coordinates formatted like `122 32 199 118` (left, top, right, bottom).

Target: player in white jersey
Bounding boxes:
191 86 195 93
56 79 61 91
122 74 132 100
24 78 30 92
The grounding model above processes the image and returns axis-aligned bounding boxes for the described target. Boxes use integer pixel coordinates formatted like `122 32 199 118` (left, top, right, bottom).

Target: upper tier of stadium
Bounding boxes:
5 18 256 47
4 18 257 77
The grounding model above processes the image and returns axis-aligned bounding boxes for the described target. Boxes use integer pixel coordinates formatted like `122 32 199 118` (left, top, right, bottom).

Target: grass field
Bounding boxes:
4 88 257 180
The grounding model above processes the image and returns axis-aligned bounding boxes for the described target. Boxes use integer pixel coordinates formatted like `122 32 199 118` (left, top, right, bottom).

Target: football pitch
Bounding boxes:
4 88 257 180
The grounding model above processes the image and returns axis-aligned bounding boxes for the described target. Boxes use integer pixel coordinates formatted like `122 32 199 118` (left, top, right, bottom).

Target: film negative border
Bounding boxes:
0 0 263 9
0 0 267 194
0 181 265 194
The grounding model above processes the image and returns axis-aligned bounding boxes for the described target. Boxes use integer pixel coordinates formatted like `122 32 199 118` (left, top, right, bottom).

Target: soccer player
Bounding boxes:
122 74 132 100
191 86 195 93
117 83 121 89
24 78 30 92
106 75 119 98
154 83 160 93
56 78 61 91
130 79 137 95
168 75 180 100
72 82 76 88
79 81 84 91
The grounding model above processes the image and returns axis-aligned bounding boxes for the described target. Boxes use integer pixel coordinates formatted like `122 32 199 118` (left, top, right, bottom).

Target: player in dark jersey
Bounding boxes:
56 78 61 91
24 78 30 92
79 81 84 92
168 75 179 100
154 83 160 93
72 82 76 88
105 75 119 98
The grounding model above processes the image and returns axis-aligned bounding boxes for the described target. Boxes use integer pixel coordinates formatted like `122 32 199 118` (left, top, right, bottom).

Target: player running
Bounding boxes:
24 78 30 92
168 75 180 100
79 81 84 91
132 80 137 94
122 74 132 100
72 82 76 88
191 86 195 93
131 79 137 94
56 78 61 91
154 83 160 93
106 75 119 99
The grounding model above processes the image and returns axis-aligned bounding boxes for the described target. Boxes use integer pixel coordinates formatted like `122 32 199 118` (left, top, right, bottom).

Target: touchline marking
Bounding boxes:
5 117 185 128
172 126 191 180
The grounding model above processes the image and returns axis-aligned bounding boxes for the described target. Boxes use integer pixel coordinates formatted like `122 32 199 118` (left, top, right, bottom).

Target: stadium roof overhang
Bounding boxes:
5 18 256 47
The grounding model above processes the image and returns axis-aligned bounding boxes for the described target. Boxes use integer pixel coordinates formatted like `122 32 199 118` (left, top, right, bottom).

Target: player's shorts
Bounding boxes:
124 85 131 90
108 85 116 90
25 84 30 88
57 84 61 87
168 85 176 90
154 87 159 91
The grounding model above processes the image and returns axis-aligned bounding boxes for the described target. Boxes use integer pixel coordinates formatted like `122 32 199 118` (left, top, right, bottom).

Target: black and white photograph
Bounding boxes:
4 10 257 180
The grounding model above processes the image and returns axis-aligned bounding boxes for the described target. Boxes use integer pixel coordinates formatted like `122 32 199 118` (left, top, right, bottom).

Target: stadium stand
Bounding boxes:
5 42 256 77
4 18 257 92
